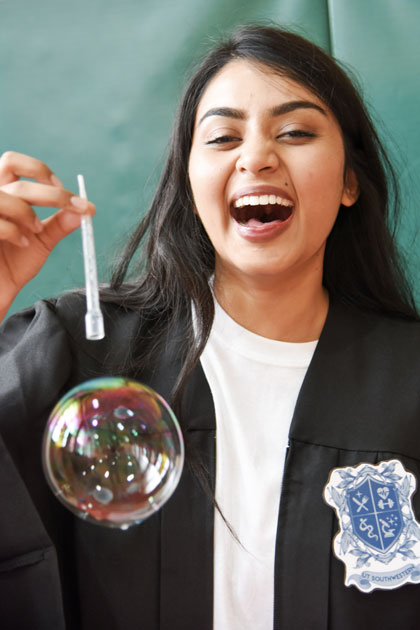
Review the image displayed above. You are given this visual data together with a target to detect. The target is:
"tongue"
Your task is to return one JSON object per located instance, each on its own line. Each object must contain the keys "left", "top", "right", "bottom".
{"left": 245, "top": 218, "right": 281, "bottom": 227}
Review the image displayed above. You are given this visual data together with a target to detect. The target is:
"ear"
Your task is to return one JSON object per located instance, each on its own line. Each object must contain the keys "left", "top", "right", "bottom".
{"left": 341, "top": 168, "right": 359, "bottom": 207}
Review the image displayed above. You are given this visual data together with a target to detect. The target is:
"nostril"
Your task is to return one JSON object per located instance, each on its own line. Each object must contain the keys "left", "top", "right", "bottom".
{"left": 236, "top": 149, "right": 279, "bottom": 174}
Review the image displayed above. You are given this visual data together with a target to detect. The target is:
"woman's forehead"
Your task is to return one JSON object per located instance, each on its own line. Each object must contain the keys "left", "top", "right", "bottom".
{"left": 195, "top": 59, "right": 328, "bottom": 121}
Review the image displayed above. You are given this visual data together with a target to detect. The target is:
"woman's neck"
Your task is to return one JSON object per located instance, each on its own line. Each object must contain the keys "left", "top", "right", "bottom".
{"left": 213, "top": 268, "right": 329, "bottom": 342}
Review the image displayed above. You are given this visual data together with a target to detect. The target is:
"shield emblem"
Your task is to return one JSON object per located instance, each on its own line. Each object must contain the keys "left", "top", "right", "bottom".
{"left": 347, "top": 477, "right": 403, "bottom": 553}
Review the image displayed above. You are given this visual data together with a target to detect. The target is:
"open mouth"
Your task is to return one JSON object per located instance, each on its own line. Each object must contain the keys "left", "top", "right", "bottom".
{"left": 231, "top": 194, "right": 294, "bottom": 225}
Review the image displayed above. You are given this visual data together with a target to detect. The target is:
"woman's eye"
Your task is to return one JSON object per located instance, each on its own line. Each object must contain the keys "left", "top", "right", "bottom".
{"left": 279, "top": 130, "right": 316, "bottom": 139}
{"left": 206, "top": 135, "right": 240, "bottom": 145}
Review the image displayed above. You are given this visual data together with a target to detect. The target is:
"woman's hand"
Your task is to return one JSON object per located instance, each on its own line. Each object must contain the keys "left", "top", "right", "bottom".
{"left": 0, "top": 151, "right": 96, "bottom": 319}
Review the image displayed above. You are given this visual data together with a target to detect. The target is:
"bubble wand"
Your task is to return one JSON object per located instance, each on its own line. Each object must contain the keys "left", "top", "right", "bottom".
{"left": 77, "top": 174, "right": 105, "bottom": 340}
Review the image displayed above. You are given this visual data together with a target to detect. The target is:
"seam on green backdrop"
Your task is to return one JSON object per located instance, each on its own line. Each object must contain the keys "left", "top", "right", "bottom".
{"left": 325, "top": 0, "right": 333, "bottom": 55}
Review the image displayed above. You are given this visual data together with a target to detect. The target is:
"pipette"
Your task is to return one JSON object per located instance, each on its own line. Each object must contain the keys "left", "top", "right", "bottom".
{"left": 77, "top": 174, "right": 105, "bottom": 340}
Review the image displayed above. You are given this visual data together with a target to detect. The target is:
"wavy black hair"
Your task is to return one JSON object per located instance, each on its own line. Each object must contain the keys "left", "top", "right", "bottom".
{"left": 105, "top": 24, "right": 418, "bottom": 409}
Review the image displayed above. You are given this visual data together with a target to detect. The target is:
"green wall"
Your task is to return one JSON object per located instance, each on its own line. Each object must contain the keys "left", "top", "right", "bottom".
{"left": 1, "top": 0, "right": 419, "bottom": 315}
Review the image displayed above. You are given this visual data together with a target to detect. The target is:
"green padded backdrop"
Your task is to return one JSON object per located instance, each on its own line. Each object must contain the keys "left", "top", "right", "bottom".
{"left": 1, "top": 0, "right": 419, "bottom": 315}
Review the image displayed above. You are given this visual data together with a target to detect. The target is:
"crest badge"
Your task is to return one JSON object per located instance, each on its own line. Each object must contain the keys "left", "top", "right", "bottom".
{"left": 324, "top": 459, "right": 420, "bottom": 592}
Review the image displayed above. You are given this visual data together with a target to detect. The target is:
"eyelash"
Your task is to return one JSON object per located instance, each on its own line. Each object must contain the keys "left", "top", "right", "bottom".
{"left": 205, "top": 130, "right": 316, "bottom": 145}
{"left": 280, "top": 130, "right": 316, "bottom": 139}
{"left": 206, "top": 135, "right": 240, "bottom": 145}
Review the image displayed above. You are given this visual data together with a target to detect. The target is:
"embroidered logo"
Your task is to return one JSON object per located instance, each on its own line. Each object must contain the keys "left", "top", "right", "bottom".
{"left": 324, "top": 460, "right": 420, "bottom": 592}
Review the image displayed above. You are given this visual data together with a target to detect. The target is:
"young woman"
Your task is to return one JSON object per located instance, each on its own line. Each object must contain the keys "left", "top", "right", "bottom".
{"left": 1, "top": 25, "right": 420, "bottom": 630}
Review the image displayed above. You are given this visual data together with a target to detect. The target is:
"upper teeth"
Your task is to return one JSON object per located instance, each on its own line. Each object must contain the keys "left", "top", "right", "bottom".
{"left": 234, "top": 194, "right": 293, "bottom": 208}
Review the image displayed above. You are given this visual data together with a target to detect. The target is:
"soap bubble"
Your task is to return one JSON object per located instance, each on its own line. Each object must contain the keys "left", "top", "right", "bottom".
{"left": 42, "top": 377, "right": 184, "bottom": 529}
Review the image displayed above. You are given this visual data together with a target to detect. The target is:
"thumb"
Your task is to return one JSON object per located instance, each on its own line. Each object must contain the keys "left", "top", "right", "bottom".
{"left": 38, "top": 209, "right": 85, "bottom": 251}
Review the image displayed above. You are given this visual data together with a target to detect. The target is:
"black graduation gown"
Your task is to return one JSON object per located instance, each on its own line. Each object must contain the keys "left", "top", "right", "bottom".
{"left": 1, "top": 294, "right": 420, "bottom": 630}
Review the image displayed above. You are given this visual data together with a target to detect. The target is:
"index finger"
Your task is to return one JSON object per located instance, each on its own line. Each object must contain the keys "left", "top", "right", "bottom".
{"left": 0, "top": 151, "right": 63, "bottom": 188}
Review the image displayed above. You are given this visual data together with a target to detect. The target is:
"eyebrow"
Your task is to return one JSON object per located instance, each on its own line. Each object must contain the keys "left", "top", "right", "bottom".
{"left": 198, "top": 100, "right": 327, "bottom": 125}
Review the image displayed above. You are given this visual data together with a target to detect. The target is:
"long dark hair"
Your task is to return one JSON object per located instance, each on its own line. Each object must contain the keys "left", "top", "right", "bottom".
{"left": 105, "top": 24, "right": 418, "bottom": 410}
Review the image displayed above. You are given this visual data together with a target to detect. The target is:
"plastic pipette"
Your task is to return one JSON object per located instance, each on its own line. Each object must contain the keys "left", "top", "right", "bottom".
{"left": 77, "top": 174, "right": 105, "bottom": 340}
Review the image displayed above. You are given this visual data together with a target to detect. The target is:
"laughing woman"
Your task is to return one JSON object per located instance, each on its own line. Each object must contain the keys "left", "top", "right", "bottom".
{"left": 1, "top": 24, "right": 420, "bottom": 630}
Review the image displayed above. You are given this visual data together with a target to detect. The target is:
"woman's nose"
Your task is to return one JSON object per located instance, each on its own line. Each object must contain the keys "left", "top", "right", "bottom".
{"left": 235, "top": 138, "right": 280, "bottom": 174}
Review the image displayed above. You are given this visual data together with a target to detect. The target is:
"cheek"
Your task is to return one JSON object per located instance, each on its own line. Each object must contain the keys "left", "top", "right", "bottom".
{"left": 190, "top": 159, "right": 225, "bottom": 186}
{"left": 189, "top": 156, "right": 229, "bottom": 214}
{"left": 297, "top": 154, "right": 346, "bottom": 213}
{"left": 188, "top": 162, "right": 224, "bottom": 236}
{"left": 189, "top": 138, "right": 236, "bottom": 181}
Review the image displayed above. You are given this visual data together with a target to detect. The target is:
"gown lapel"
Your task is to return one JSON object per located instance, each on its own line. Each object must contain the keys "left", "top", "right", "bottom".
{"left": 151, "top": 318, "right": 216, "bottom": 630}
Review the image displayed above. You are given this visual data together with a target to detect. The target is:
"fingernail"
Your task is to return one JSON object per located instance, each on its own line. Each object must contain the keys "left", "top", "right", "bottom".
{"left": 20, "top": 236, "right": 30, "bottom": 247}
{"left": 33, "top": 217, "right": 43, "bottom": 233}
{"left": 70, "top": 196, "right": 89, "bottom": 211}
{"left": 50, "top": 174, "right": 64, "bottom": 188}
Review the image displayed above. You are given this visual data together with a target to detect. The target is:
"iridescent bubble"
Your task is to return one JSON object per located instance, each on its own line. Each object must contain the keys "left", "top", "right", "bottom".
{"left": 42, "top": 377, "right": 184, "bottom": 529}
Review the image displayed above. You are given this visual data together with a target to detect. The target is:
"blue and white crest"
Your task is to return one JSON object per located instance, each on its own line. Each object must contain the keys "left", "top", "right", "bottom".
{"left": 324, "top": 460, "right": 420, "bottom": 592}
{"left": 347, "top": 477, "right": 403, "bottom": 553}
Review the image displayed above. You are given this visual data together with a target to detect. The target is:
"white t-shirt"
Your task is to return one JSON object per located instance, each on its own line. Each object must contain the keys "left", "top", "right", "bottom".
{"left": 199, "top": 301, "right": 317, "bottom": 630}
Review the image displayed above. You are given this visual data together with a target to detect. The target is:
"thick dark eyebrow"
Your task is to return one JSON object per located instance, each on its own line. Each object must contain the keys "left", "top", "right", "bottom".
{"left": 198, "top": 107, "right": 245, "bottom": 125}
{"left": 270, "top": 100, "right": 327, "bottom": 117}
{"left": 198, "top": 100, "right": 327, "bottom": 125}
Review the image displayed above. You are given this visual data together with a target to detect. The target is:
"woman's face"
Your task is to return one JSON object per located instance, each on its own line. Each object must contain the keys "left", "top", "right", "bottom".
{"left": 188, "top": 60, "right": 358, "bottom": 288}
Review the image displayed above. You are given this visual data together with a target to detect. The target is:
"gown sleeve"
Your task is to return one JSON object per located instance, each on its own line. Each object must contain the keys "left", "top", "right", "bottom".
{"left": 0, "top": 299, "right": 73, "bottom": 463}
{"left": 0, "top": 299, "right": 75, "bottom": 629}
